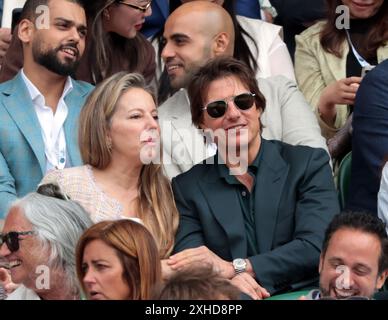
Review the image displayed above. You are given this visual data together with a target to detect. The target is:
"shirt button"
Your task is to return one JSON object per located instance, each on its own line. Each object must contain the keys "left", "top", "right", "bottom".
{"left": 60, "top": 158, "right": 65, "bottom": 164}
{"left": 242, "top": 191, "right": 247, "bottom": 197}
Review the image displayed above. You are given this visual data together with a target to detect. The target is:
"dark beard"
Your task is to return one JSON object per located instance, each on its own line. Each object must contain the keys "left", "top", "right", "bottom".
{"left": 33, "top": 45, "right": 80, "bottom": 77}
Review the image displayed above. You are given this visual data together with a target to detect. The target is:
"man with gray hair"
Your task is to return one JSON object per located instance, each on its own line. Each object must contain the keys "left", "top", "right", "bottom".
{"left": 0, "top": 183, "right": 92, "bottom": 299}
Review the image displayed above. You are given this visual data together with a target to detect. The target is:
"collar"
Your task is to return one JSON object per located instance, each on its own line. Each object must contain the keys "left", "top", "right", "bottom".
{"left": 217, "top": 140, "right": 263, "bottom": 182}
{"left": 21, "top": 69, "right": 73, "bottom": 104}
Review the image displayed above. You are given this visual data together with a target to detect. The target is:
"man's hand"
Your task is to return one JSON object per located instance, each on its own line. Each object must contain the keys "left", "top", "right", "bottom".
{"left": 168, "top": 246, "right": 235, "bottom": 279}
{"left": 161, "top": 259, "right": 175, "bottom": 281}
{"left": 0, "top": 267, "right": 18, "bottom": 295}
{"left": 230, "top": 272, "right": 270, "bottom": 300}
{"left": 0, "top": 28, "right": 12, "bottom": 66}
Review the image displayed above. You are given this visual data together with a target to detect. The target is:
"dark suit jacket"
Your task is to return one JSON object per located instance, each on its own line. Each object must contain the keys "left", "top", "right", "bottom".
{"left": 235, "top": 0, "right": 261, "bottom": 19}
{"left": 347, "top": 60, "right": 388, "bottom": 214}
{"left": 141, "top": 0, "right": 169, "bottom": 38}
{"left": 172, "top": 139, "right": 339, "bottom": 294}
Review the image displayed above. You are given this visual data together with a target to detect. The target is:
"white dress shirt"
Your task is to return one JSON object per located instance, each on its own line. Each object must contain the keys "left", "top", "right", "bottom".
{"left": 21, "top": 69, "right": 73, "bottom": 173}
{"left": 6, "top": 285, "right": 40, "bottom": 300}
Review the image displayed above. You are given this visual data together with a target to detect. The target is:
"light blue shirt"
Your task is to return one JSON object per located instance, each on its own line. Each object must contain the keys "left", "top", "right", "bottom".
{"left": 0, "top": 0, "right": 3, "bottom": 20}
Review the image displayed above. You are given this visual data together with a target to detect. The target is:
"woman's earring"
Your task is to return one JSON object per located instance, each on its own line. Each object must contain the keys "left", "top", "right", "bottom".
{"left": 107, "top": 138, "right": 113, "bottom": 151}
{"left": 103, "top": 9, "right": 110, "bottom": 20}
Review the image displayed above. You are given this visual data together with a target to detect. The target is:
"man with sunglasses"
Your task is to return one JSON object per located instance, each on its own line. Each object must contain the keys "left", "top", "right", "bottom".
{"left": 167, "top": 56, "right": 339, "bottom": 300}
{"left": 158, "top": 1, "right": 327, "bottom": 179}
{"left": 0, "top": 232, "right": 32, "bottom": 299}
{"left": 0, "top": 183, "right": 92, "bottom": 300}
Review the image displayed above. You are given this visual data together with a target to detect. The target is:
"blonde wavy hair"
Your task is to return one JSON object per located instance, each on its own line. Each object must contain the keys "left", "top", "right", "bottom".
{"left": 78, "top": 72, "right": 178, "bottom": 257}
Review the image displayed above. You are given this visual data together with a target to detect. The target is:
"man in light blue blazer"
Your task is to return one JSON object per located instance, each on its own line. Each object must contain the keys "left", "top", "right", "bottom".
{"left": 0, "top": 0, "right": 93, "bottom": 218}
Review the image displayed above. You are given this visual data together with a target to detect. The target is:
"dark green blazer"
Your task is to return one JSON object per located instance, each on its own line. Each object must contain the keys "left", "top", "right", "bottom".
{"left": 172, "top": 139, "right": 340, "bottom": 294}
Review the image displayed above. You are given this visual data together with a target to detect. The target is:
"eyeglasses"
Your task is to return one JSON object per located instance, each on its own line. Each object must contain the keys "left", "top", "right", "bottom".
{"left": 202, "top": 93, "right": 256, "bottom": 118}
{"left": 0, "top": 231, "right": 35, "bottom": 253}
{"left": 118, "top": 1, "right": 152, "bottom": 12}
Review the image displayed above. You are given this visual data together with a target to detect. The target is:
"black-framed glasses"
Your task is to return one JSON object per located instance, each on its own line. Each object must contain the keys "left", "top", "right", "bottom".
{"left": 0, "top": 231, "right": 35, "bottom": 253}
{"left": 202, "top": 93, "right": 256, "bottom": 118}
{"left": 118, "top": 1, "right": 152, "bottom": 12}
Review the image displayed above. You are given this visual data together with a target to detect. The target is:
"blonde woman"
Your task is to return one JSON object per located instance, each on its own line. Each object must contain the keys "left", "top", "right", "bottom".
{"left": 41, "top": 72, "right": 178, "bottom": 260}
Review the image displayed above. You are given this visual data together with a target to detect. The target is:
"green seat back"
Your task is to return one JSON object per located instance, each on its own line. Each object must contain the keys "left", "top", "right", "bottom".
{"left": 265, "top": 290, "right": 310, "bottom": 300}
{"left": 338, "top": 152, "right": 352, "bottom": 210}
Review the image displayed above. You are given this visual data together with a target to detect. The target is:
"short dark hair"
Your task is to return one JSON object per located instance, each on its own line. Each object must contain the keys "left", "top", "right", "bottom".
{"left": 187, "top": 56, "right": 266, "bottom": 128}
{"left": 153, "top": 266, "right": 240, "bottom": 300}
{"left": 322, "top": 211, "right": 388, "bottom": 274}
{"left": 20, "top": 0, "right": 84, "bottom": 21}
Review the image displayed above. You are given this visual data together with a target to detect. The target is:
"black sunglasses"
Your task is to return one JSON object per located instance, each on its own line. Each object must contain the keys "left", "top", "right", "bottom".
{"left": 118, "top": 1, "right": 151, "bottom": 12}
{"left": 0, "top": 231, "right": 35, "bottom": 253}
{"left": 202, "top": 93, "right": 256, "bottom": 118}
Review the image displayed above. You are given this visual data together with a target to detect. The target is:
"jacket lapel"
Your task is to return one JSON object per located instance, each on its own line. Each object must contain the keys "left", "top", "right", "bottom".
{"left": 169, "top": 89, "right": 207, "bottom": 170}
{"left": 325, "top": 41, "right": 348, "bottom": 81}
{"left": 377, "top": 44, "right": 388, "bottom": 63}
{"left": 198, "top": 163, "right": 247, "bottom": 258}
{"left": 254, "top": 140, "right": 289, "bottom": 253}
{"left": 1, "top": 73, "right": 46, "bottom": 173}
{"left": 63, "top": 85, "right": 87, "bottom": 167}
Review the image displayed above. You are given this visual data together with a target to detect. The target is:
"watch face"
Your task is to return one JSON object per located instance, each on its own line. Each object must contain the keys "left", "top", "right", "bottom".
{"left": 235, "top": 259, "right": 245, "bottom": 267}
{"left": 233, "top": 258, "right": 246, "bottom": 270}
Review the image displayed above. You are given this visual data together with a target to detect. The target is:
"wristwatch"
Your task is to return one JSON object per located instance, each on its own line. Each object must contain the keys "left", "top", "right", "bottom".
{"left": 232, "top": 258, "right": 247, "bottom": 274}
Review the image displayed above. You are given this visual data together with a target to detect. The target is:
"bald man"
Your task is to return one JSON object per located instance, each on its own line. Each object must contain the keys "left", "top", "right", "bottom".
{"left": 158, "top": 1, "right": 328, "bottom": 179}
{"left": 163, "top": 2, "right": 235, "bottom": 90}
